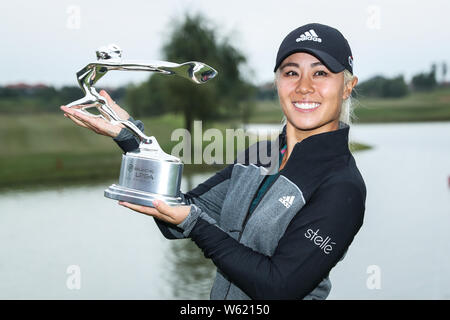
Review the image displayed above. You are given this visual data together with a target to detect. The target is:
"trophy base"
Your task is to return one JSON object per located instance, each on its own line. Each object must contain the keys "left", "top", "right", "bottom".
{"left": 104, "top": 184, "right": 184, "bottom": 207}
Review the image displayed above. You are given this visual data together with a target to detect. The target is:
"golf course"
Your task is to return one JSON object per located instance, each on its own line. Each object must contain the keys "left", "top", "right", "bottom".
{"left": 1, "top": 86, "right": 449, "bottom": 189}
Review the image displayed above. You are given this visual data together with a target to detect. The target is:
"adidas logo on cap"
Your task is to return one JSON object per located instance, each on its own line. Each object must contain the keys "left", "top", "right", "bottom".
{"left": 279, "top": 196, "right": 295, "bottom": 208}
{"left": 296, "top": 29, "right": 322, "bottom": 43}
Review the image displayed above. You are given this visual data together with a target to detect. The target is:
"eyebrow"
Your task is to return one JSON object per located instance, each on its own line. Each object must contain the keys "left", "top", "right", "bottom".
{"left": 280, "top": 61, "right": 324, "bottom": 70}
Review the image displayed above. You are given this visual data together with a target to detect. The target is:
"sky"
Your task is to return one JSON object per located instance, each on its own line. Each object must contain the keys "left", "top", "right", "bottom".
{"left": 1, "top": 0, "right": 449, "bottom": 88}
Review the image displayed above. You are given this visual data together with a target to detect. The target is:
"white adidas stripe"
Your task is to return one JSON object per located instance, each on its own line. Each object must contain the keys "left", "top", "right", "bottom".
{"left": 288, "top": 196, "right": 295, "bottom": 205}
{"left": 309, "top": 29, "right": 318, "bottom": 37}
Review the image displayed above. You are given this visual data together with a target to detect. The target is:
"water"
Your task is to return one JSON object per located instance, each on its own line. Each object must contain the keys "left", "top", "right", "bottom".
{"left": 329, "top": 121, "right": 450, "bottom": 300}
{"left": 0, "top": 174, "right": 216, "bottom": 299}
{"left": 0, "top": 122, "right": 449, "bottom": 299}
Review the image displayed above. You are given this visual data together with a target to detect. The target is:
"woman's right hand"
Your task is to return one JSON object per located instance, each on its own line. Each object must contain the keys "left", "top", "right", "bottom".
{"left": 60, "top": 90, "right": 130, "bottom": 139}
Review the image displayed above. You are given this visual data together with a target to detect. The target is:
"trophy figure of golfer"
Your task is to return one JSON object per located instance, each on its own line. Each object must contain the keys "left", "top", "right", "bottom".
{"left": 65, "top": 44, "right": 217, "bottom": 207}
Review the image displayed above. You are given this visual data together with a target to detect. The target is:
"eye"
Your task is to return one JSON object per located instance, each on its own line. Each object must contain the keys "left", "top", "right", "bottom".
{"left": 314, "top": 70, "right": 328, "bottom": 77}
{"left": 284, "top": 70, "right": 298, "bottom": 77}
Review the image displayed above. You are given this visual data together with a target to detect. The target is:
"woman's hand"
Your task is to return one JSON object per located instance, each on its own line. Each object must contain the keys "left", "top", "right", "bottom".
{"left": 60, "top": 90, "right": 130, "bottom": 138}
{"left": 119, "top": 200, "right": 192, "bottom": 225}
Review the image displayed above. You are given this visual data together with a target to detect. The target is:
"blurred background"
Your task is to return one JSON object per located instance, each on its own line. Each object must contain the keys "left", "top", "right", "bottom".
{"left": 0, "top": 0, "right": 449, "bottom": 299}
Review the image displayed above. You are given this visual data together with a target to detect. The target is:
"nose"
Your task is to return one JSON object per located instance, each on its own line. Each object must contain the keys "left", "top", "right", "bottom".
{"left": 295, "top": 75, "right": 314, "bottom": 95}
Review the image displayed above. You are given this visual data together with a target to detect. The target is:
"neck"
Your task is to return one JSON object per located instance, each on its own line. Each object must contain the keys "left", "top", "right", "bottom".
{"left": 284, "top": 120, "right": 340, "bottom": 160}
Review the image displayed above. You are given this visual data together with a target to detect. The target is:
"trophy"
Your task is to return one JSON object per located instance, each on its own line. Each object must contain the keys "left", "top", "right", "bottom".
{"left": 66, "top": 44, "right": 218, "bottom": 207}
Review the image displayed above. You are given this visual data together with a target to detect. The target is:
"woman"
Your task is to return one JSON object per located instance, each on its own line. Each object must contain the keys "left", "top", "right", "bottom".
{"left": 61, "top": 23, "right": 365, "bottom": 300}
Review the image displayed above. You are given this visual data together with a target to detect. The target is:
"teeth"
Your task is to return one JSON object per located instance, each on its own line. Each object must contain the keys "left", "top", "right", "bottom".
{"left": 294, "top": 102, "right": 320, "bottom": 109}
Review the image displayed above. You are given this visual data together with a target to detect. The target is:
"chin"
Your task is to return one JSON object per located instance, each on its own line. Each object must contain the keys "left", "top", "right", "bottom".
{"left": 288, "top": 116, "right": 323, "bottom": 131}
{"left": 287, "top": 114, "right": 339, "bottom": 132}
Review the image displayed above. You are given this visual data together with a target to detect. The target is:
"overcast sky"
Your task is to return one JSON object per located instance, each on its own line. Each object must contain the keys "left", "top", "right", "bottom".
{"left": 1, "top": 0, "right": 449, "bottom": 87}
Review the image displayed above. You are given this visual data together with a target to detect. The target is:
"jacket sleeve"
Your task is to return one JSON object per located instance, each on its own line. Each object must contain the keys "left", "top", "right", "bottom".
{"left": 177, "top": 180, "right": 366, "bottom": 299}
{"left": 113, "top": 116, "right": 144, "bottom": 153}
{"left": 155, "top": 163, "right": 234, "bottom": 239}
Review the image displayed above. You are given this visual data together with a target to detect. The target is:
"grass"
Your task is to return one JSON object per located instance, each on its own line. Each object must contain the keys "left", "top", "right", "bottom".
{"left": 0, "top": 111, "right": 371, "bottom": 189}
{"left": 246, "top": 100, "right": 286, "bottom": 124}
{"left": 0, "top": 152, "right": 120, "bottom": 187}
{"left": 0, "top": 113, "right": 223, "bottom": 189}
{"left": 2, "top": 86, "right": 448, "bottom": 189}
{"left": 245, "top": 87, "right": 450, "bottom": 124}
{"left": 352, "top": 87, "right": 450, "bottom": 123}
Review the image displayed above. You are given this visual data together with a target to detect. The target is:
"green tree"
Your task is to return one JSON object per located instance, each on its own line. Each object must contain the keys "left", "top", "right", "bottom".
{"left": 125, "top": 82, "right": 164, "bottom": 118}
{"left": 382, "top": 75, "right": 409, "bottom": 97}
{"left": 411, "top": 63, "right": 437, "bottom": 91}
{"left": 357, "top": 75, "right": 408, "bottom": 98}
{"left": 442, "top": 61, "right": 447, "bottom": 84}
{"left": 126, "top": 13, "right": 255, "bottom": 132}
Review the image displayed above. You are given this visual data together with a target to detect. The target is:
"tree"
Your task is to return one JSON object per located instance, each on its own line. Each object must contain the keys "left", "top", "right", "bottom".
{"left": 442, "top": 61, "right": 447, "bottom": 84}
{"left": 382, "top": 75, "right": 409, "bottom": 97}
{"left": 356, "top": 75, "right": 409, "bottom": 98}
{"left": 125, "top": 81, "right": 167, "bottom": 118}
{"left": 126, "top": 13, "right": 255, "bottom": 133}
{"left": 411, "top": 63, "right": 437, "bottom": 91}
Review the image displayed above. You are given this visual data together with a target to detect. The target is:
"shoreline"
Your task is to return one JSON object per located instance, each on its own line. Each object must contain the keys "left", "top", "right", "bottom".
{"left": 0, "top": 142, "right": 371, "bottom": 191}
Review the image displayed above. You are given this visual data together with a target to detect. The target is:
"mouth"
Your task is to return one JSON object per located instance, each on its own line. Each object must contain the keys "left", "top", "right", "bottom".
{"left": 292, "top": 101, "right": 321, "bottom": 112}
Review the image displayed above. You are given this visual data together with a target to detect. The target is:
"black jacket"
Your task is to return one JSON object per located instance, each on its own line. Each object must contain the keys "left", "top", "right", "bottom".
{"left": 115, "top": 121, "right": 367, "bottom": 300}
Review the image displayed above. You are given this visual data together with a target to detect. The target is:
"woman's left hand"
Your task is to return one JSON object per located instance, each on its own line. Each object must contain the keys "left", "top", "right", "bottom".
{"left": 118, "top": 200, "right": 191, "bottom": 225}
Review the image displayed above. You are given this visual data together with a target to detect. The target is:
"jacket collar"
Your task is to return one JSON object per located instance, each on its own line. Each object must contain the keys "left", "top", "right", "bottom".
{"left": 237, "top": 121, "right": 350, "bottom": 175}
{"left": 279, "top": 120, "right": 350, "bottom": 161}
{"left": 276, "top": 121, "right": 352, "bottom": 199}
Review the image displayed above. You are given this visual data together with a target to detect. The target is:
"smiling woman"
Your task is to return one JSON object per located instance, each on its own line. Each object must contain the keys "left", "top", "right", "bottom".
{"left": 61, "top": 22, "right": 367, "bottom": 301}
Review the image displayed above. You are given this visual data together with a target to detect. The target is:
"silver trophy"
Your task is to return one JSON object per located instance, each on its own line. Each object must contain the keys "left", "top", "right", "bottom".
{"left": 66, "top": 44, "right": 217, "bottom": 207}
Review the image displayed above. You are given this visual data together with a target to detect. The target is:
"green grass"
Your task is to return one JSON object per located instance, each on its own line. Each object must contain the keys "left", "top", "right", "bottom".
{"left": 0, "top": 152, "right": 120, "bottom": 188}
{"left": 6, "top": 84, "right": 448, "bottom": 189}
{"left": 247, "top": 87, "right": 450, "bottom": 124}
{"left": 0, "top": 113, "right": 217, "bottom": 189}
{"left": 0, "top": 113, "right": 259, "bottom": 189}
{"left": 351, "top": 87, "right": 450, "bottom": 123}
{"left": 0, "top": 111, "right": 371, "bottom": 189}
{"left": 349, "top": 142, "right": 371, "bottom": 153}
{"left": 246, "top": 100, "right": 286, "bottom": 124}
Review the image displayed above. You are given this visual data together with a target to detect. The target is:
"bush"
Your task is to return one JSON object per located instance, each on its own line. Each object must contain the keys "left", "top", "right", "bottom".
{"left": 357, "top": 75, "right": 409, "bottom": 98}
